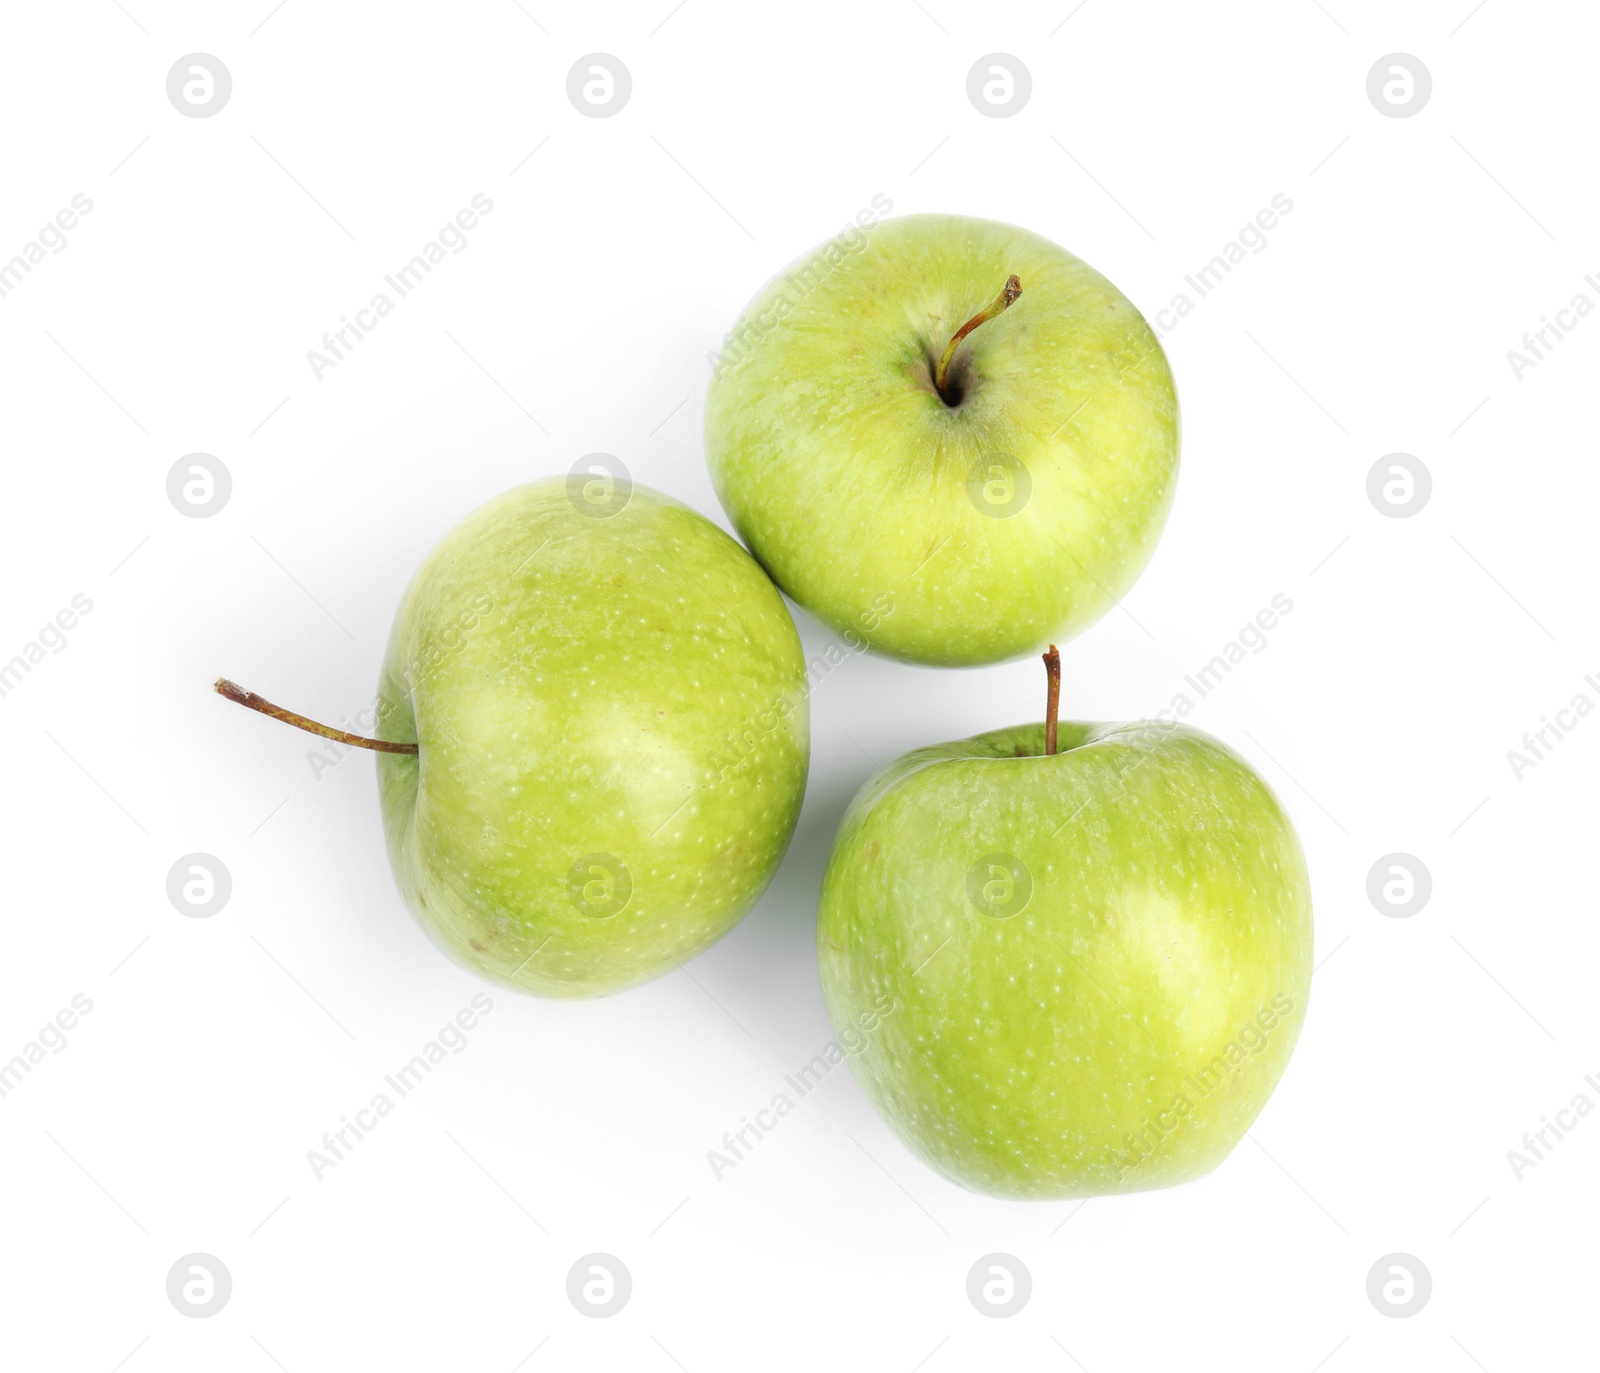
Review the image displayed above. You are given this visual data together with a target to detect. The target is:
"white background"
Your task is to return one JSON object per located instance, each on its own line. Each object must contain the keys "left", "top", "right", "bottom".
{"left": 0, "top": 1, "right": 1594, "bottom": 1368}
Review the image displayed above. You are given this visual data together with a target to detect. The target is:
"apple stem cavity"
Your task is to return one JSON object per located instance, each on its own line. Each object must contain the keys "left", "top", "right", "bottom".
{"left": 1042, "top": 644, "right": 1061, "bottom": 756}
{"left": 213, "top": 678, "right": 418, "bottom": 755}
{"left": 935, "top": 273, "right": 1022, "bottom": 404}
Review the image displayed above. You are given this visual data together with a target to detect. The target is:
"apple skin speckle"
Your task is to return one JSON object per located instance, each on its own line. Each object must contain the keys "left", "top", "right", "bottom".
{"left": 375, "top": 479, "right": 809, "bottom": 999}
{"left": 817, "top": 720, "right": 1312, "bottom": 1199}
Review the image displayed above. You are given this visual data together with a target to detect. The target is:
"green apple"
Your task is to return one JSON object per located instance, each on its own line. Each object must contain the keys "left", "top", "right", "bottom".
{"left": 816, "top": 659, "right": 1311, "bottom": 1198}
{"left": 220, "top": 478, "right": 809, "bottom": 998}
{"left": 705, "top": 213, "right": 1179, "bottom": 666}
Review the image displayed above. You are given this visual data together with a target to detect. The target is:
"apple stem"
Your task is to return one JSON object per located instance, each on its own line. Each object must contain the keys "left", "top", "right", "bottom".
{"left": 935, "top": 274, "right": 1022, "bottom": 401}
{"left": 1042, "top": 645, "right": 1060, "bottom": 756}
{"left": 213, "top": 678, "right": 418, "bottom": 755}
